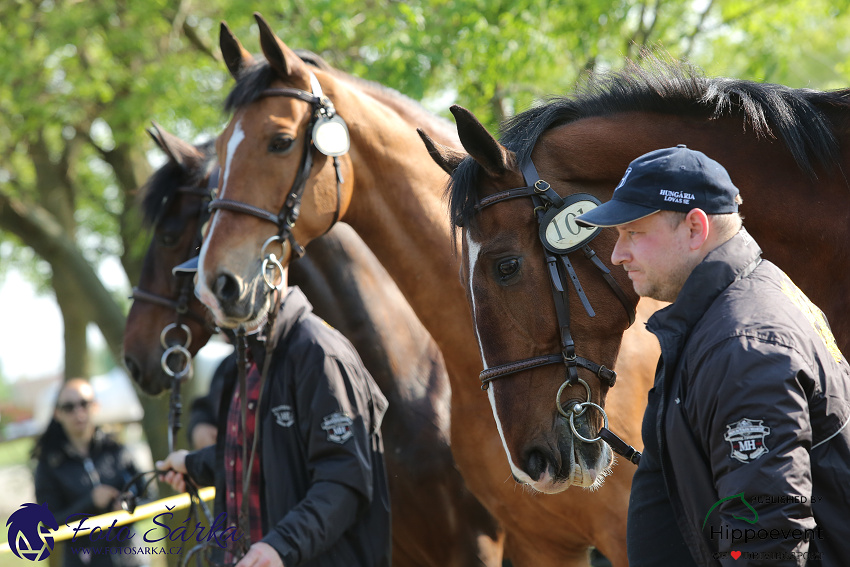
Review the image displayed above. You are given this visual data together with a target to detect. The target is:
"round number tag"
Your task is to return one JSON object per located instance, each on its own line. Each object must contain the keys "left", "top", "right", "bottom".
{"left": 312, "top": 114, "right": 350, "bottom": 157}
{"left": 539, "top": 193, "right": 602, "bottom": 254}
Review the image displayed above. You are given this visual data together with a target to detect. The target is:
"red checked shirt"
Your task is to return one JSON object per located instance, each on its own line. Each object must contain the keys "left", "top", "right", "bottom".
{"left": 224, "top": 360, "right": 263, "bottom": 556}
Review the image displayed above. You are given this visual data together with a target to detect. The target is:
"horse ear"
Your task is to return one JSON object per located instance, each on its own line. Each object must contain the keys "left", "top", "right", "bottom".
{"left": 148, "top": 121, "right": 204, "bottom": 171}
{"left": 417, "top": 128, "right": 466, "bottom": 174}
{"left": 254, "top": 12, "right": 307, "bottom": 81}
{"left": 450, "top": 105, "right": 515, "bottom": 176}
{"left": 219, "top": 21, "right": 256, "bottom": 80}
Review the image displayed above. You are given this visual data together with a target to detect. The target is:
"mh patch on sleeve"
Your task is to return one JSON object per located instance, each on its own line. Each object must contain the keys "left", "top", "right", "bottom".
{"left": 724, "top": 418, "right": 771, "bottom": 463}
{"left": 272, "top": 405, "right": 294, "bottom": 427}
{"left": 321, "top": 412, "right": 354, "bottom": 444}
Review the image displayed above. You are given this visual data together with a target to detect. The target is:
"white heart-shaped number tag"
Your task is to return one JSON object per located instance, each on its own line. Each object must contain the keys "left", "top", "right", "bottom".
{"left": 539, "top": 194, "right": 602, "bottom": 254}
{"left": 313, "top": 115, "right": 350, "bottom": 157}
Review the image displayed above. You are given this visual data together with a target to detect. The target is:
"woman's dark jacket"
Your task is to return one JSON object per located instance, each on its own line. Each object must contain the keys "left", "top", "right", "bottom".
{"left": 34, "top": 428, "right": 145, "bottom": 567}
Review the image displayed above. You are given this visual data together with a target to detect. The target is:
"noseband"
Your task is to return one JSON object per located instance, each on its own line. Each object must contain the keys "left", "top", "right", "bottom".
{"left": 468, "top": 159, "right": 641, "bottom": 464}
{"left": 208, "top": 71, "right": 346, "bottom": 263}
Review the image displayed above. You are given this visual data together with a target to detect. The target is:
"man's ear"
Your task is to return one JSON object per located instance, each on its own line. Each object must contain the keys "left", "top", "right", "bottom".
{"left": 685, "top": 208, "right": 710, "bottom": 250}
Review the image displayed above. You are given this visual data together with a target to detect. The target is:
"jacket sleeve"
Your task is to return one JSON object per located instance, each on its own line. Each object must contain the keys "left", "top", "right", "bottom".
{"left": 688, "top": 336, "right": 816, "bottom": 566}
{"left": 183, "top": 445, "right": 217, "bottom": 488}
{"left": 262, "top": 354, "right": 377, "bottom": 566}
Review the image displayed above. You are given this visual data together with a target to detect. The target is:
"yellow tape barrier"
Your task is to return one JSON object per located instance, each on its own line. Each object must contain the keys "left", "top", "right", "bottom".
{"left": 1, "top": 487, "right": 215, "bottom": 555}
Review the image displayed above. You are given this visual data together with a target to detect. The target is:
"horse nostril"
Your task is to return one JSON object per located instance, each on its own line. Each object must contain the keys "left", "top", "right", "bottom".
{"left": 213, "top": 273, "right": 240, "bottom": 302}
{"left": 124, "top": 356, "right": 141, "bottom": 383}
{"left": 525, "top": 450, "right": 549, "bottom": 482}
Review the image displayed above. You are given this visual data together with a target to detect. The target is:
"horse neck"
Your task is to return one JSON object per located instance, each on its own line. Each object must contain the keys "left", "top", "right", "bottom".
{"left": 326, "top": 81, "right": 481, "bottom": 398}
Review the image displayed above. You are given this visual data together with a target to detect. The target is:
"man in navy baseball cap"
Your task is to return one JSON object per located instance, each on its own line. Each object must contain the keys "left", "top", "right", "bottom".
{"left": 573, "top": 144, "right": 850, "bottom": 567}
{"left": 575, "top": 144, "right": 740, "bottom": 228}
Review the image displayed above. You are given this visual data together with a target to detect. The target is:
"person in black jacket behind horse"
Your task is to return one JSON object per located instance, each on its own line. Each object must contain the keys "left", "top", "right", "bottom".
{"left": 157, "top": 266, "right": 391, "bottom": 567}
{"left": 33, "top": 378, "right": 147, "bottom": 567}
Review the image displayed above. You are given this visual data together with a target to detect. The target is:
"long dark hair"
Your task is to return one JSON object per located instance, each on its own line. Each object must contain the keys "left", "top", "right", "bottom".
{"left": 30, "top": 418, "right": 69, "bottom": 461}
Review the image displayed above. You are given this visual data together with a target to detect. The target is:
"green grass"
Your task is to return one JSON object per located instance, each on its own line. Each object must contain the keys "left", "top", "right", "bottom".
{"left": 0, "top": 437, "right": 33, "bottom": 468}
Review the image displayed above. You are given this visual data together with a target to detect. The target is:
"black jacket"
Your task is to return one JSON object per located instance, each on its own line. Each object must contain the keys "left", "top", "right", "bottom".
{"left": 34, "top": 428, "right": 145, "bottom": 567}
{"left": 644, "top": 229, "right": 850, "bottom": 566}
{"left": 185, "top": 287, "right": 391, "bottom": 567}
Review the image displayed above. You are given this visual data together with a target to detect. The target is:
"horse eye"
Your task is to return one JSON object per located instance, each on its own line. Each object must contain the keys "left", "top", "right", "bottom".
{"left": 158, "top": 231, "right": 179, "bottom": 247}
{"left": 268, "top": 135, "right": 295, "bottom": 154}
{"left": 496, "top": 258, "right": 521, "bottom": 283}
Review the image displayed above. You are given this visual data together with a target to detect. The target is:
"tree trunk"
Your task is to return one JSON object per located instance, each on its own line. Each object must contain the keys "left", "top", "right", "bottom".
{"left": 102, "top": 141, "right": 153, "bottom": 286}
{"left": 54, "top": 262, "right": 90, "bottom": 379}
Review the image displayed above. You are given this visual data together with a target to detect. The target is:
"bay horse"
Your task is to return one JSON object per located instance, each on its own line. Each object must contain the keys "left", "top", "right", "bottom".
{"left": 122, "top": 124, "right": 503, "bottom": 566}
{"left": 420, "top": 54, "right": 850, "bottom": 499}
{"left": 196, "top": 13, "right": 658, "bottom": 565}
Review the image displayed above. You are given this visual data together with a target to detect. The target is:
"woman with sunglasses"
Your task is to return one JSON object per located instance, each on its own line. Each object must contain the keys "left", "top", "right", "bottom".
{"left": 32, "top": 378, "right": 146, "bottom": 566}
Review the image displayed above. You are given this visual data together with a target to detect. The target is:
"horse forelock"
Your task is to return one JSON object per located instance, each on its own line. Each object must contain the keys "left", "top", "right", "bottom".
{"left": 446, "top": 157, "right": 483, "bottom": 238}
{"left": 498, "top": 54, "right": 843, "bottom": 182}
{"left": 141, "top": 140, "right": 216, "bottom": 227}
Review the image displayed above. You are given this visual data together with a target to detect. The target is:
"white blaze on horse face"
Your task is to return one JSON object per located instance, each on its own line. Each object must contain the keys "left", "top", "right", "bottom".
{"left": 466, "top": 230, "right": 535, "bottom": 485}
{"left": 196, "top": 120, "right": 246, "bottom": 318}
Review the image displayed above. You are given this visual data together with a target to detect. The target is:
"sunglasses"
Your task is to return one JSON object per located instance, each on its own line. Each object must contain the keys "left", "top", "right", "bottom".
{"left": 58, "top": 399, "right": 93, "bottom": 413}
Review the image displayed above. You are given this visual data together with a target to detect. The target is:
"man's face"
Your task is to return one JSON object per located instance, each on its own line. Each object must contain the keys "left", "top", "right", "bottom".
{"left": 611, "top": 211, "right": 696, "bottom": 303}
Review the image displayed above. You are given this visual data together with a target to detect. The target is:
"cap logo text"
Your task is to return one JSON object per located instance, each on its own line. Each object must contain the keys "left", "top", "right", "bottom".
{"left": 659, "top": 189, "right": 694, "bottom": 204}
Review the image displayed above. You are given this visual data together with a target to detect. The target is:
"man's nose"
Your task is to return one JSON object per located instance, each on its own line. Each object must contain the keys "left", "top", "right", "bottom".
{"left": 611, "top": 236, "right": 628, "bottom": 265}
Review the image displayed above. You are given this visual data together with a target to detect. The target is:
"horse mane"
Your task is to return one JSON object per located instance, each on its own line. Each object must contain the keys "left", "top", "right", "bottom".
{"left": 140, "top": 140, "right": 216, "bottom": 227}
{"left": 449, "top": 54, "right": 850, "bottom": 231}
{"left": 223, "top": 52, "right": 457, "bottom": 144}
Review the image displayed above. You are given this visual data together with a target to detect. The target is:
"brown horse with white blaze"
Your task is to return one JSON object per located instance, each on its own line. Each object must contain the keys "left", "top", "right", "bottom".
{"left": 196, "top": 13, "right": 658, "bottom": 566}
{"left": 422, "top": 106, "right": 660, "bottom": 492}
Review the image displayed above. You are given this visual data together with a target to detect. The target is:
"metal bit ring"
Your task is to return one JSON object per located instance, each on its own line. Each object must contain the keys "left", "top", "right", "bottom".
{"left": 160, "top": 323, "right": 192, "bottom": 350}
{"left": 161, "top": 344, "right": 193, "bottom": 380}
{"left": 569, "top": 401, "right": 609, "bottom": 444}
{"left": 556, "top": 377, "right": 592, "bottom": 419}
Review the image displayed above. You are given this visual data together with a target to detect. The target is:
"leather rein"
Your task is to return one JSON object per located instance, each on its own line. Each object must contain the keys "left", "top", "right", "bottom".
{"left": 468, "top": 159, "right": 642, "bottom": 465}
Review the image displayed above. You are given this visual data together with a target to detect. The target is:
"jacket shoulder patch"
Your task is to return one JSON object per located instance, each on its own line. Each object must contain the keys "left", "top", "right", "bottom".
{"left": 272, "top": 405, "right": 294, "bottom": 427}
{"left": 724, "top": 418, "right": 770, "bottom": 463}
{"left": 321, "top": 412, "right": 354, "bottom": 444}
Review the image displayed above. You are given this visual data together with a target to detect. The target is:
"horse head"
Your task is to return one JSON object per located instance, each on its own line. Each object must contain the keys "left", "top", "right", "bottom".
{"left": 197, "top": 14, "right": 354, "bottom": 330}
{"left": 421, "top": 106, "right": 639, "bottom": 494}
{"left": 123, "top": 122, "right": 218, "bottom": 395}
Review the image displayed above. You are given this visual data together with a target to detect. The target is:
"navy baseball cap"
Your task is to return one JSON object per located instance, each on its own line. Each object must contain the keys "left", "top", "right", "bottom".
{"left": 172, "top": 256, "right": 198, "bottom": 276}
{"left": 575, "top": 145, "right": 740, "bottom": 228}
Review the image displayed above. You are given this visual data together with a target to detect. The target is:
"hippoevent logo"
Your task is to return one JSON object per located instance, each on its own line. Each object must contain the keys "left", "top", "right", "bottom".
{"left": 6, "top": 503, "right": 59, "bottom": 561}
{"left": 704, "top": 492, "right": 825, "bottom": 561}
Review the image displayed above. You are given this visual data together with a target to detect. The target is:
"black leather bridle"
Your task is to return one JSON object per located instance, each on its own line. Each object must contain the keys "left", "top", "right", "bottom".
{"left": 131, "top": 167, "right": 221, "bottom": 373}
{"left": 208, "top": 71, "right": 346, "bottom": 262}
{"left": 465, "top": 159, "right": 641, "bottom": 464}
